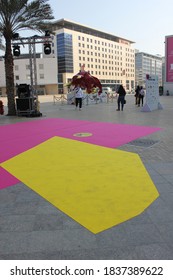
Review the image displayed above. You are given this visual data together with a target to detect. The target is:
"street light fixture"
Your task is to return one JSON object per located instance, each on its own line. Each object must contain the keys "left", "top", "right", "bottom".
{"left": 44, "top": 43, "right": 51, "bottom": 55}
{"left": 13, "top": 45, "right": 20, "bottom": 56}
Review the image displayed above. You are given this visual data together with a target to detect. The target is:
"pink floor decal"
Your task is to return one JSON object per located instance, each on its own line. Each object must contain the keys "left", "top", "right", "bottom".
{"left": 0, "top": 118, "right": 162, "bottom": 189}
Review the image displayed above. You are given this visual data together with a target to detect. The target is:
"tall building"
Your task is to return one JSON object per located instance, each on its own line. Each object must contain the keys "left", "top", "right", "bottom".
{"left": 51, "top": 18, "right": 135, "bottom": 93}
{"left": 0, "top": 18, "right": 135, "bottom": 95}
{"left": 135, "top": 51, "right": 162, "bottom": 88}
{"left": 164, "top": 35, "right": 173, "bottom": 95}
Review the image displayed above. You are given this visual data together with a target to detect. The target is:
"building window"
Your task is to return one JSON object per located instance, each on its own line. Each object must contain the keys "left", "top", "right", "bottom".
{"left": 57, "top": 33, "right": 73, "bottom": 73}
{"left": 15, "top": 75, "right": 19, "bottom": 80}
{"left": 14, "top": 65, "right": 19, "bottom": 71}
{"left": 39, "top": 64, "right": 44, "bottom": 70}
{"left": 26, "top": 65, "right": 30, "bottom": 70}
{"left": 40, "top": 74, "right": 44, "bottom": 79}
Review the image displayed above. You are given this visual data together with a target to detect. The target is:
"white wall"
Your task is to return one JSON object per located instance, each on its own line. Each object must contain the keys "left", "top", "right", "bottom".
{"left": 0, "top": 56, "right": 57, "bottom": 88}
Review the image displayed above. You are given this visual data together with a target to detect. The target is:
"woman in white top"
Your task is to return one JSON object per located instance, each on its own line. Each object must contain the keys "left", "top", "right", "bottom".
{"left": 75, "top": 86, "right": 83, "bottom": 110}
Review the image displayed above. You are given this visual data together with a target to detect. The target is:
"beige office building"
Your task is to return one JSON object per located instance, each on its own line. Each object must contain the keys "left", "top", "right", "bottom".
{"left": 0, "top": 18, "right": 135, "bottom": 96}
{"left": 51, "top": 19, "right": 135, "bottom": 93}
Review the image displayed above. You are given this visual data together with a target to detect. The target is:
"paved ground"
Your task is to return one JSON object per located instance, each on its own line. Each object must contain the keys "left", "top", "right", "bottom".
{"left": 0, "top": 94, "right": 173, "bottom": 260}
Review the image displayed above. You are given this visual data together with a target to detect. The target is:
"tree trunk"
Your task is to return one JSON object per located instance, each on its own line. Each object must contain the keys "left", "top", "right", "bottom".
{"left": 4, "top": 37, "right": 16, "bottom": 116}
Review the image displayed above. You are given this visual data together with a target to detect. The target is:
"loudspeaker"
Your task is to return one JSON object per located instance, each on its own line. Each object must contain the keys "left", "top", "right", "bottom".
{"left": 17, "top": 84, "right": 30, "bottom": 98}
{"left": 16, "top": 98, "right": 33, "bottom": 111}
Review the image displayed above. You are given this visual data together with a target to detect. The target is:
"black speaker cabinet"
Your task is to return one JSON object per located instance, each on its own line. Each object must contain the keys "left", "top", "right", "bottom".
{"left": 16, "top": 98, "right": 33, "bottom": 111}
{"left": 17, "top": 84, "right": 30, "bottom": 98}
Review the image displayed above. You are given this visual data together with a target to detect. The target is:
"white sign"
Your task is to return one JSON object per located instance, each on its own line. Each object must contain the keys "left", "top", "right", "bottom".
{"left": 141, "top": 74, "right": 163, "bottom": 112}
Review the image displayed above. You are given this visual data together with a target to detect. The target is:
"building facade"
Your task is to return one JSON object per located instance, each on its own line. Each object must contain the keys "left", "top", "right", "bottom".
{"left": 0, "top": 18, "right": 136, "bottom": 96}
{"left": 0, "top": 54, "right": 57, "bottom": 96}
{"left": 164, "top": 35, "right": 173, "bottom": 95}
{"left": 135, "top": 51, "right": 162, "bottom": 88}
{"left": 51, "top": 19, "right": 135, "bottom": 93}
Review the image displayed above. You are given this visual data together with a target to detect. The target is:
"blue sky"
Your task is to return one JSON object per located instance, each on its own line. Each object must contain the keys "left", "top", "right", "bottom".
{"left": 47, "top": 0, "right": 173, "bottom": 56}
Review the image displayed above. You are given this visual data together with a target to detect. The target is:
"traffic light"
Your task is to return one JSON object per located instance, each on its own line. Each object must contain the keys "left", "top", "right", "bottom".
{"left": 44, "top": 43, "right": 51, "bottom": 55}
{"left": 13, "top": 45, "right": 20, "bottom": 56}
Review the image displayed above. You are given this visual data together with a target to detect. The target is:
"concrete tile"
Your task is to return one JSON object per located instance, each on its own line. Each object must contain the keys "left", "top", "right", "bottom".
{"left": 151, "top": 162, "right": 173, "bottom": 175}
{"left": 138, "top": 243, "right": 173, "bottom": 260}
{"left": 150, "top": 174, "right": 167, "bottom": 184}
{"left": 123, "top": 211, "right": 153, "bottom": 226}
{"left": 0, "top": 215, "right": 35, "bottom": 232}
{"left": 0, "top": 201, "right": 40, "bottom": 215}
{"left": 33, "top": 214, "right": 63, "bottom": 231}
{"left": 62, "top": 229, "right": 97, "bottom": 250}
{"left": 27, "top": 230, "right": 65, "bottom": 252}
{"left": 61, "top": 247, "right": 141, "bottom": 260}
{"left": 36, "top": 204, "right": 62, "bottom": 215}
{"left": 159, "top": 192, "right": 173, "bottom": 210}
{"left": 15, "top": 189, "right": 43, "bottom": 203}
{"left": 125, "top": 224, "right": 164, "bottom": 246}
{"left": 0, "top": 251, "right": 62, "bottom": 260}
{"left": 62, "top": 216, "right": 85, "bottom": 230}
{"left": 96, "top": 224, "right": 128, "bottom": 248}
{"left": 146, "top": 198, "right": 173, "bottom": 223}
{"left": 156, "top": 223, "right": 173, "bottom": 243}
{"left": 155, "top": 182, "right": 173, "bottom": 194}
{"left": 0, "top": 232, "right": 30, "bottom": 254}
{"left": 162, "top": 174, "right": 173, "bottom": 185}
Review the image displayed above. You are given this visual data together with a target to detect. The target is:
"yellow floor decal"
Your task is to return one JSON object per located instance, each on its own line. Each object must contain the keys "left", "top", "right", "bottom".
{"left": 1, "top": 136, "right": 159, "bottom": 233}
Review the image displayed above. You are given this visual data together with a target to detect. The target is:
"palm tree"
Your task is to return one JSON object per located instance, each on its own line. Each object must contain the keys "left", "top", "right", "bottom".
{"left": 0, "top": 0, "right": 54, "bottom": 115}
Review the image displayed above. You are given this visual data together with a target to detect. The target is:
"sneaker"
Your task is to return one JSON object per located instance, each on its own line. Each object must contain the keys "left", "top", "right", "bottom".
{"left": 79, "top": 108, "right": 82, "bottom": 111}
{"left": 116, "top": 109, "right": 120, "bottom": 111}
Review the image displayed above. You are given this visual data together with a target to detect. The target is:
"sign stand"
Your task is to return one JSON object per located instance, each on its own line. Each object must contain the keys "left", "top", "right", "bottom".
{"left": 141, "top": 74, "right": 163, "bottom": 112}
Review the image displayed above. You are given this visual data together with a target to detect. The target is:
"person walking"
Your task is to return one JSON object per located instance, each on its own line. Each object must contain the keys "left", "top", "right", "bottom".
{"left": 135, "top": 85, "right": 140, "bottom": 105}
{"left": 116, "top": 85, "right": 126, "bottom": 111}
{"left": 74, "top": 86, "right": 83, "bottom": 110}
{"left": 138, "top": 86, "right": 145, "bottom": 107}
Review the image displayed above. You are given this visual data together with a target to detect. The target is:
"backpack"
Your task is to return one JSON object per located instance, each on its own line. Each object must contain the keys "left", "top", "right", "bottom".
{"left": 140, "top": 89, "right": 145, "bottom": 96}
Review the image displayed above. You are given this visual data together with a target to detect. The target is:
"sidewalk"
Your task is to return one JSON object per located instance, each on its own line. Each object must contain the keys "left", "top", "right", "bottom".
{"left": 0, "top": 95, "right": 173, "bottom": 259}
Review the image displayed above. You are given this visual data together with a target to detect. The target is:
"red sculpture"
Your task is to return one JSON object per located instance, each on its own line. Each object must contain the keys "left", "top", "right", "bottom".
{"left": 71, "top": 65, "right": 102, "bottom": 94}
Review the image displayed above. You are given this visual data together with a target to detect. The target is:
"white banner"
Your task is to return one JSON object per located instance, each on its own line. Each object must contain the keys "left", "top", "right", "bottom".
{"left": 141, "top": 74, "right": 163, "bottom": 112}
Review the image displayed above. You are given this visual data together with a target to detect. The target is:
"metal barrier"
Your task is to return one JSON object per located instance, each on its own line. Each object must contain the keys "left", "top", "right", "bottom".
{"left": 53, "top": 92, "right": 117, "bottom": 106}
{"left": 53, "top": 94, "right": 67, "bottom": 105}
{"left": 106, "top": 93, "right": 117, "bottom": 103}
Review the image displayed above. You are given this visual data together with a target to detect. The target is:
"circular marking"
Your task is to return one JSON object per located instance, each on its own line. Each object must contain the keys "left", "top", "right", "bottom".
{"left": 73, "top": 132, "right": 92, "bottom": 137}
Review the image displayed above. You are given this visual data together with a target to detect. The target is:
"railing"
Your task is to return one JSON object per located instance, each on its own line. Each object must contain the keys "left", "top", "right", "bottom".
{"left": 53, "top": 94, "right": 67, "bottom": 105}
{"left": 53, "top": 92, "right": 118, "bottom": 105}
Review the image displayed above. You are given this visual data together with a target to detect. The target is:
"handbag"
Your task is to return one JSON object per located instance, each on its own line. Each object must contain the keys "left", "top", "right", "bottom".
{"left": 124, "top": 99, "right": 126, "bottom": 104}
